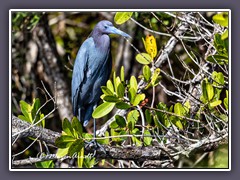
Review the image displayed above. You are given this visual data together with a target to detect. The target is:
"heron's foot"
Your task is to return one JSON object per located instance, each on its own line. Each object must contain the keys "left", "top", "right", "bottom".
{"left": 84, "top": 140, "right": 106, "bottom": 156}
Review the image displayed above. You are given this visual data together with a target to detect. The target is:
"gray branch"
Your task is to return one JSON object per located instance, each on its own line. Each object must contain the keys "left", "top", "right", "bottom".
{"left": 12, "top": 115, "right": 227, "bottom": 167}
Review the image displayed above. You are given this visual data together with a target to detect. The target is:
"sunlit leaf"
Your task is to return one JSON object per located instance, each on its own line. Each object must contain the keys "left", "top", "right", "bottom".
{"left": 151, "top": 68, "right": 161, "bottom": 86}
{"left": 135, "top": 53, "right": 152, "bottom": 65}
{"left": 212, "top": 71, "right": 225, "bottom": 86}
{"left": 92, "top": 102, "right": 115, "bottom": 118}
{"left": 221, "top": 29, "right": 228, "bottom": 40}
{"left": 224, "top": 90, "right": 228, "bottom": 110}
{"left": 120, "top": 66, "right": 125, "bottom": 82}
{"left": 143, "top": 65, "right": 151, "bottom": 82}
{"left": 132, "top": 93, "right": 145, "bottom": 106}
{"left": 210, "top": 100, "right": 222, "bottom": 107}
{"left": 114, "top": 12, "right": 133, "bottom": 25}
{"left": 127, "top": 110, "right": 139, "bottom": 130}
{"left": 143, "top": 130, "right": 152, "bottom": 146}
{"left": 130, "top": 76, "right": 138, "bottom": 91}
{"left": 107, "top": 80, "right": 115, "bottom": 93}
{"left": 213, "top": 12, "right": 228, "bottom": 27}
{"left": 56, "top": 147, "right": 69, "bottom": 158}
{"left": 77, "top": 148, "right": 84, "bottom": 168}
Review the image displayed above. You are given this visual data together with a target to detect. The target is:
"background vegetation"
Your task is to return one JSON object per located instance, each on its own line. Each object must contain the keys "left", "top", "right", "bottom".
{"left": 11, "top": 11, "right": 229, "bottom": 169}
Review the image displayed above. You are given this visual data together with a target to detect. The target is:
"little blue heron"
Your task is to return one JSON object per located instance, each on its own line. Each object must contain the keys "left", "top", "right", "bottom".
{"left": 71, "top": 20, "right": 130, "bottom": 145}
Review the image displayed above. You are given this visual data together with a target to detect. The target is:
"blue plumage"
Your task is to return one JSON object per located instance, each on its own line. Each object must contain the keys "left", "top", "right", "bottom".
{"left": 71, "top": 20, "right": 130, "bottom": 127}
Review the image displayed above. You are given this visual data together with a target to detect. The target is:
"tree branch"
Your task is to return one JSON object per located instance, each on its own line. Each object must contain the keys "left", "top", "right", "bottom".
{"left": 12, "top": 115, "right": 227, "bottom": 168}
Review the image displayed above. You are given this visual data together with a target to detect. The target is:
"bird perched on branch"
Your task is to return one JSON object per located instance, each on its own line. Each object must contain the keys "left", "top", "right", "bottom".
{"left": 71, "top": 20, "right": 130, "bottom": 141}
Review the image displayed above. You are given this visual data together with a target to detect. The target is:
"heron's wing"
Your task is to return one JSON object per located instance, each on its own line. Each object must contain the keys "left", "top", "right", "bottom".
{"left": 71, "top": 38, "right": 92, "bottom": 116}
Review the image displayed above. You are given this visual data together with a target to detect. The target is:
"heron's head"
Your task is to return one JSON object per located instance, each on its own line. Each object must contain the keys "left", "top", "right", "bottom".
{"left": 95, "top": 20, "right": 131, "bottom": 38}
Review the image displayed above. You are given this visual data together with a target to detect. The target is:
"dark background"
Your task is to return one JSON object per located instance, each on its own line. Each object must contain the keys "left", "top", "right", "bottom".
{"left": 1, "top": 0, "right": 239, "bottom": 179}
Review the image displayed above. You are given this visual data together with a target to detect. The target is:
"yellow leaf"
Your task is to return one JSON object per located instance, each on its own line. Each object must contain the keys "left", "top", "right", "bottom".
{"left": 144, "top": 35, "right": 157, "bottom": 59}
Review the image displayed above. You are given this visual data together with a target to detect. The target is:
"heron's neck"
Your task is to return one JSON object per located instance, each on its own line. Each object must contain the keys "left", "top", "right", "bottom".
{"left": 92, "top": 33, "right": 110, "bottom": 52}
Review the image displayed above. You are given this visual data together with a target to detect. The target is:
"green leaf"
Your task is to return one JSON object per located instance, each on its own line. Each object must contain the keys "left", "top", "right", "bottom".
{"left": 107, "top": 80, "right": 115, "bottom": 93}
{"left": 72, "top": 117, "right": 83, "bottom": 137}
{"left": 68, "top": 139, "right": 84, "bottom": 157}
{"left": 56, "top": 147, "right": 69, "bottom": 158}
{"left": 97, "top": 131, "right": 110, "bottom": 145}
{"left": 213, "top": 12, "right": 228, "bottom": 27}
{"left": 18, "top": 115, "right": 29, "bottom": 123}
{"left": 219, "top": 114, "right": 228, "bottom": 122}
{"left": 115, "top": 102, "right": 131, "bottom": 109}
{"left": 92, "top": 102, "right": 115, "bottom": 118}
{"left": 171, "top": 117, "right": 183, "bottom": 130}
{"left": 77, "top": 148, "right": 84, "bottom": 168}
{"left": 120, "top": 66, "right": 125, "bottom": 82}
{"left": 214, "top": 33, "right": 228, "bottom": 57}
{"left": 62, "top": 118, "right": 74, "bottom": 137}
{"left": 110, "top": 120, "right": 119, "bottom": 129}
{"left": 31, "top": 98, "right": 41, "bottom": 123}
{"left": 210, "top": 100, "right": 222, "bottom": 107}
{"left": 212, "top": 71, "right": 225, "bottom": 86}
{"left": 128, "top": 87, "right": 137, "bottom": 104}
{"left": 206, "top": 82, "right": 214, "bottom": 101}
{"left": 110, "top": 129, "right": 120, "bottom": 142}
{"left": 131, "top": 128, "right": 142, "bottom": 146}
{"left": 114, "top": 12, "right": 133, "bottom": 25}
{"left": 202, "top": 79, "right": 208, "bottom": 101}
{"left": 131, "top": 136, "right": 142, "bottom": 146}
{"left": 113, "top": 71, "right": 117, "bottom": 92}
{"left": 127, "top": 110, "right": 139, "bottom": 130}
{"left": 83, "top": 156, "right": 96, "bottom": 168}
{"left": 35, "top": 159, "right": 54, "bottom": 168}
{"left": 19, "top": 100, "right": 33, "bottom": 123}
{"left": 132, "top": 93, "right": 145, "bottom": 106}
{"left": 143, "top": 130, "right": 152, "bottom": 146}
{"left": 130, "top": 76, "right": 138, "bottom": 91}
{"left": 184, "top": 100, "right": 190, "bottom": 114}
{"left": 83, "top": 133, "right": 93, "bottom": 142}
{"left": 224, "top": 90, "right": 228, "bottom": 110}
{"left": 221, "top": 29, "right": 228, "bottom": 40}
{"left": 103, "top": 95, "right": 120, "bottom": 102}
{"left": 156, "top": 102, "right": 170, "bottom": 128}
{"left": 115, "top": 77, "right": 121, "bottom": 92}
{"left": 101, "top": 86, "right": 114, "bottom": 96}
{"left": 145, "top": 109, "right": 152, "bottom": 124}
{"left": 135, "top": 53, "right": 152, "bottom": 65}
{"left": 40, "top": 113, "right": 45, "bottom": 127}
{"left": 202, "top": 79, "right": 214, "bottom": 101}
{"left": 151, "top": 68, "right": 161, "bottom": 86}
{"left": 206, "top": 55, "right": 228, "bottom": 65}
{"left": 119, "top": 131, "right": 128, "bottom": 141}
{"left": 174, "top": 103, "right": 186, "bottom": 116}
{"left": 153, "top": 115, "right": 162, "bottom": 128}
{"left": 115, "top": 115, "right": 126, "bottom": 128}
{"left": 117, "top": 82, "right": 125, "bottom": 98}
{"left": 55, "top": 135, "right": 75, "bottom": 148}
{"left": 143, "top": 65, "right": 151, "bottom": 82}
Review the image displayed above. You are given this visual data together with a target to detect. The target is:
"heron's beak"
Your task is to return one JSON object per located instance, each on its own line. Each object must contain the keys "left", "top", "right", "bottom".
{"left": 109, "top": 26, "right": 131, "bottom": 38}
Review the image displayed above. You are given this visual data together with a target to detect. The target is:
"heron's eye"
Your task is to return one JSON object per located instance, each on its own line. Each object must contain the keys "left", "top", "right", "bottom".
{"left": 104, "top": 25, "right": 108, "bottom": 29}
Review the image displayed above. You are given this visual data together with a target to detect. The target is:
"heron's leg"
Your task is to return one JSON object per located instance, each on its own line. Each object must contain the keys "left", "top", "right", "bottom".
{"left": 84, "top": 105, "right": 106, "bottom": 154}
